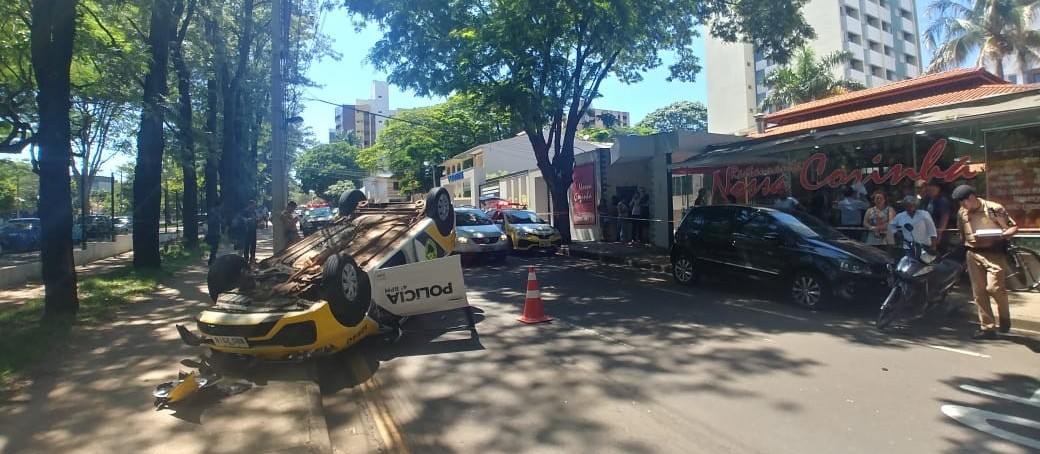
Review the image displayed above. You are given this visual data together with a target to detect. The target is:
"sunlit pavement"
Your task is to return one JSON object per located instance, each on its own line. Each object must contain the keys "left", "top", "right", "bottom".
{"left": 327, "top": 254, "right": 1040, "bottom": 454}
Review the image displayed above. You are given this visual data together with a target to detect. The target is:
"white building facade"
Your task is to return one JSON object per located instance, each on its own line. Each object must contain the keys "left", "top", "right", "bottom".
{"left": 706, "top": 0, "right": 923, "bottom": 134}
{"left": 332, "top": 80, "right": 391, "bottom": 148}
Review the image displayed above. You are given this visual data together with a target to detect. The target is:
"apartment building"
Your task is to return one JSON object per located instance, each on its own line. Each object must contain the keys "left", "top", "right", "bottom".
{"left": 332, "top": 80, "right": 391, "bottom": 148}
{"left": 705, "top": 0, "right": 923, "bottom": 134}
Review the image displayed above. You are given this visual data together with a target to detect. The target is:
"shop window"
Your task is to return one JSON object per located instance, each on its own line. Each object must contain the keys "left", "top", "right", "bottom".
{"left": 672, "top": 175, "right": 694, "bottom": 196}
{"left": 985, "top": 126, "right": 1040, "bottom": 229}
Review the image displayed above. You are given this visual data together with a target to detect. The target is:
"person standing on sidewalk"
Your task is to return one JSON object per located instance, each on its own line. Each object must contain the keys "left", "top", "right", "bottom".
{"left": 952, "top": 184, "right": 1018, "bottom": 339}
{"left": 279, "top": 200, "right": 299, "bottom": 248}
{"left": 205, "top": 200, "right": 224, "bottom": 265}
{"left": 616, "top": 195, "right": 629, "bottom": 243}
{"left": 629, "top": 189, "right": 643, "bottom": 246}
{"left": 239, "top": 200, "right": 259, "bottom": 263}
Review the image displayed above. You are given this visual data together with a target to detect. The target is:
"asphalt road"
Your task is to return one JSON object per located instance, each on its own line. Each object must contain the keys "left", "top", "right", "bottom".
{"left": 322, "top": 254, "right": 1040, "bottom": 454}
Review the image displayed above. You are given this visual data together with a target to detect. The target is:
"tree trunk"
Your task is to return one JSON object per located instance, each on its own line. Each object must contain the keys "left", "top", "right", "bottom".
{"left": 133, "top": 0, "right": 173, "bottom": 270}
{"left": 171, "top": 0, "right": 198, "bottom": 249}
{"left": 204, "top": 77, "right": 219, "bottom": 209}
{"left": 30, "top": 0, "right": 80, "bottom": 317}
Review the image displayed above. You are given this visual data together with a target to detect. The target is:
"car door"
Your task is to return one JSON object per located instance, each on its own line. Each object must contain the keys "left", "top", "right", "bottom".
{"left": 695, "top": 207, "right": 740, "bottom": 272}
{"left": 731, "top": 211, "right": 785, "bottom": 278}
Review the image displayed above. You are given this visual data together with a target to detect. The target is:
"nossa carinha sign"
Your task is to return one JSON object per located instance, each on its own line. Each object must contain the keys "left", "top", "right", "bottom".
{"left": 694, "top": 139, "right": 979, "bottom": 199}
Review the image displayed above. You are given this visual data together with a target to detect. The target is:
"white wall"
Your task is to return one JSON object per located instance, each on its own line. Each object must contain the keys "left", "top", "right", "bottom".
{"left": 705, "top": 39, "right": 757, "bottom": 134}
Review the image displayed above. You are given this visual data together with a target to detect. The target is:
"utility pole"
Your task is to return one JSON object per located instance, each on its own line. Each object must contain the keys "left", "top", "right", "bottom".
{"left": 270, "top": 0, "right": 288, "bottom": 252}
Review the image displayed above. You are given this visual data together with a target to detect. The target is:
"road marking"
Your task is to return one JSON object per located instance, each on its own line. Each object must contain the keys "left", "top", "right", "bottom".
{"left": 960, "top": 384, "right": 1040, "bottom": 409}
{"left": 941, "top": 404, "right": 1040, "bottom": 449}
{"left": 895, "top": 339, "right": 991, "bottom": 358}
{"left": 350, "top": 355, "right": 410, "bottom": 454}
{"left": 720, "top": 302, "right": 810, "bottom": 322}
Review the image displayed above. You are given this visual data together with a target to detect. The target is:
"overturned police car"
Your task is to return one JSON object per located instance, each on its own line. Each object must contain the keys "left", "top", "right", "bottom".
{"left": 177, "top": 187, "right": 471, "bottom": 361}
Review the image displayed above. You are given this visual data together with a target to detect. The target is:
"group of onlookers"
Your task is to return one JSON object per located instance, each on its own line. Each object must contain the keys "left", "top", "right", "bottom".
{"left": 205, "top": 199, "right": 300, "bottom": 265}
{"left": 599, "top": 187, "right": 651, "bottom": 246}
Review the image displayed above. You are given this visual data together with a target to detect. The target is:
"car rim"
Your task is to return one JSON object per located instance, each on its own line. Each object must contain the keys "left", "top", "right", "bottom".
{"left": 437, "top": 194, "right": 450, "bottom": 220}
{"left": 675, "top": 258, "right": 693, "bottom": 282}
{"left": 341, "top": 263, "right": 358, "bottom": 301}
{"left": 793, "top": 275, "right": 821, "bottom": 307}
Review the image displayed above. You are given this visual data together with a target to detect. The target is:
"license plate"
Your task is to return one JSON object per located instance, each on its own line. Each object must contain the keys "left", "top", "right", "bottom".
{"left": 210, "top": 335, "right": 249, "bottom": 348}
{"left": 539, "top": 240, "right": 550, "bottom": 247}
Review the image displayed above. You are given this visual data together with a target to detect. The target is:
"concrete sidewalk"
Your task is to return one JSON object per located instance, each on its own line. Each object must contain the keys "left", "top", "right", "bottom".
{"left": 563, "top": 240, "right": 1040, "bottom": 333}
{"left": 0, "top": 229, "right": 332, "bottom": 454}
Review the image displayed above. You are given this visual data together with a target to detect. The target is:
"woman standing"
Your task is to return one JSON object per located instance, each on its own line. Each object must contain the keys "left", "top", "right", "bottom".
{"left": 863, "top": 191, "right": 895, "bottom": 246}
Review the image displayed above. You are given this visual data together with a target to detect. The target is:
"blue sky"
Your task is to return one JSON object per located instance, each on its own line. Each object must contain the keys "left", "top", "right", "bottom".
{"left": 300, "top": 3, "right": 934, "bottom": 144}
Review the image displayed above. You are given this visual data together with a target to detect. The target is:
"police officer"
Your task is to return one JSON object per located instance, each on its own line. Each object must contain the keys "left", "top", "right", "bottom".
{"left": 952, "top": 184, "right": 1018, "bottom": 339}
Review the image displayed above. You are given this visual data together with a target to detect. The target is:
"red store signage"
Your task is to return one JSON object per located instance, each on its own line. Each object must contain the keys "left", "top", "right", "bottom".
{"left": 571, "top": 163, "right": 596, "bottom": 226}
{"left": 684, "top": 139, "right": 979, "bottom": 200}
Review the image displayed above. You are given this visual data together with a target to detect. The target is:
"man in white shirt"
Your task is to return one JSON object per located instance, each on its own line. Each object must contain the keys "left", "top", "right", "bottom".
{"left": 889, "top": 195, "right": 937, "bottom": 249}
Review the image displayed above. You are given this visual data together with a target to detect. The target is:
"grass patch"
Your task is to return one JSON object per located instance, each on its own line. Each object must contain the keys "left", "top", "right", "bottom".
{"left": 0, "top": 245, "right": 197, "bottom": 380}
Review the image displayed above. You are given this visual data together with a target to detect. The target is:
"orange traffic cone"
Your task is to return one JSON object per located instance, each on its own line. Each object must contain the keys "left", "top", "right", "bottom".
{"left": 518, "top": 266, "right": 552, "bottom": 324}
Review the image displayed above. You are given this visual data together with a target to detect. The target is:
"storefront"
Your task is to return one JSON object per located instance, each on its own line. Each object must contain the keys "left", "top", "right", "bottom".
{"left": 671, "top": 69, "right": 1040, "bottom": 239}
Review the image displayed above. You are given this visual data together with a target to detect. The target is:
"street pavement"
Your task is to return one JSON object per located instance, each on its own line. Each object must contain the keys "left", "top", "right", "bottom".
{"left": 329, "top": 253, "right": 1040, "bottom": 454}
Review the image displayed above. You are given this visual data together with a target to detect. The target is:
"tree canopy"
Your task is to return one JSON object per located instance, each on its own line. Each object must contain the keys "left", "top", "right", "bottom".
{"left": 296, "top": 141, "right": 365, "bottom": 201}
{"left": 347, "top": 0, "right": 814, "bottom": 240}
{"left": 759, "top": 48, "right": 866, "bottom": 112}
{"left": 923, "top": 0, "right": 1040, "bottom": 79}
{"left": 637, "top": 101, "right": 707, "bottom": 133}
{"left": 357, "top": 94, "right": 518, "bottom": 195}
{"left": 578, "top": 125, "right": 657, "bottom": 142}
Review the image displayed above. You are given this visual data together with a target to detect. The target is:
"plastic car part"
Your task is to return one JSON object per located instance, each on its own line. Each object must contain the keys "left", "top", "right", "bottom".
{"left": 321, "top": 253, "right": 372, "bottom": 326}
{"left": 207, "top": 254, "right": 249, "bottom": 301}
{"left": 426, "top": 187, "right": 455, "bottom": 236}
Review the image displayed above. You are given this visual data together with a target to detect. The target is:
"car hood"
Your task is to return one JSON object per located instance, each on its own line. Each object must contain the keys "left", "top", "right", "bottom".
{"left": 511, "top": 223, "right": 558, "bottom": 235}
{"left": 804, "top": 237, "right": 891, "bottom": 265}
{"left": 457, "top": 225, "right": 503, "bottom": 237}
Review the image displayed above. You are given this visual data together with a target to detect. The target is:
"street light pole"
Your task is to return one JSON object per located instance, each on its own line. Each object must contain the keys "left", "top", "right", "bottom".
{"left": 270, "top": 0, "right": 288, "bottom": 253}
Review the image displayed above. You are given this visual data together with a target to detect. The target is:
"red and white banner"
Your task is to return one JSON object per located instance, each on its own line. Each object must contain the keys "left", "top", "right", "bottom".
{"left": 571, "top": 163, "right": 596, "bottom": 226}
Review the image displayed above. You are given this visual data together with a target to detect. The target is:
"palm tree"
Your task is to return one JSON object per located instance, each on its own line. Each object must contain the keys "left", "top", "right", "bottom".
{"left": 759, "top": 48, "right": 867, "bottom": 112}
{"left": 924, "top": 0, "right": 1040, "bottom": 80}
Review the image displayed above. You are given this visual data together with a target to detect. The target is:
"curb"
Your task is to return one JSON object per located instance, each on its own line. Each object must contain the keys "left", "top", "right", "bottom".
{"left": 948, "top": 299, "right": 1040, "bottom": 334}
{"left": 560, "top": 246, "right": 672, "bottom": 274}
{"left": 303, "top": 362, "right": 334, "bottom": 454}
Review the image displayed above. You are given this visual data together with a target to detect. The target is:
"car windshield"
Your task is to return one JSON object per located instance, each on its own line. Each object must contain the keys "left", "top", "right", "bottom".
{"left": 309, "top": 207, "right": 332, "bottom": 217}
{"left": 4, "top": 220, "right": 36, "bottom": 232}
{"left": 456, "top": 211, "right": 493, "bottom": 226}
{"left": 505, "top": 211, "right": 546, "bottom": 224}
{"left": 771, "top": 211, "right": 845, "bottom": 240}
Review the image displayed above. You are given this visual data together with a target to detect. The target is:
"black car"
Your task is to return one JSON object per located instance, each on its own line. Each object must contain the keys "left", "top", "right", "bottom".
{"left": 670, "top": 205, "right": 892, "bottom": 309}
{"left": 300, "top": 206, "right": 334, "bottom": 236}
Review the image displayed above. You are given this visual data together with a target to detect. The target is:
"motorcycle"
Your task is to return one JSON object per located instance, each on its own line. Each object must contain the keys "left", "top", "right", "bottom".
{"left": 876, "top": 223, "right": 965, "bottom": 330}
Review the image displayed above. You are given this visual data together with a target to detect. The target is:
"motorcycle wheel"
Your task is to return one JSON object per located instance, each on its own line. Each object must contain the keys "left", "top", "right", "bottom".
{"left": 877, "top": 286, "right": 901, "bottom": 330}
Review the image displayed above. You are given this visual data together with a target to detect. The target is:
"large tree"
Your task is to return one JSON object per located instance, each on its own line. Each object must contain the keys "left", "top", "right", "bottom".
{"left": 295, "top": 141, "right": 365, "bottom": 201}
{"left": 348, "top": 0, "right": 813, "bottom": 241}
{"left": 30, "top": 0, "right": 80, "bottom": 316}
{"left": 924, "top": 0, "right": 1040, "bottom": 79}
{"left": 356, "top": 94, "right": 518, "bottom": 194}
{"left": 759, "top": 48, "right": 866, "bottom": 112}
{"left": 132, "top": 0, "right": 174, "bottom": 269}
{"left": 637, "top": 101, "right": 707, "bottom": 133}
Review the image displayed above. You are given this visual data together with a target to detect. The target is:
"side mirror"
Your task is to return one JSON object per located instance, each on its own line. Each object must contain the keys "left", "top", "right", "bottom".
{"left": 903, "top": 223, "right": 913, "bottom": 232}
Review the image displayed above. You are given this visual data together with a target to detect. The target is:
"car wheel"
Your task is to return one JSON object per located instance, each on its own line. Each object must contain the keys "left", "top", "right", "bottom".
{"left": 338, "top": 189, "right": 367, "bottom": 217}
{"left": 207, "top": 254, "right": 249, "bottom": 301}
{"left": 425, "top": 187, "right": 455, "bottom": 236}
{"left": 672, "top": 255, "right": 697, "bottom": 285}
{"left": 790, "top": 271, "right": 829, "bottom": 310}
{"left": 322, "top": 254, "right": 372, "bottom": 326}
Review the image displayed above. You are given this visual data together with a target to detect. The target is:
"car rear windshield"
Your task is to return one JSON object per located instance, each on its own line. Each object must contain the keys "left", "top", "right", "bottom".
{"left": 771, "top": 211, "right": 845, "bottom": 240}
{"left": 505, "top": 211, "right": 546, "bottom": 224}
{"left": 456, "top": 211, "right": 493, "bottom": 226}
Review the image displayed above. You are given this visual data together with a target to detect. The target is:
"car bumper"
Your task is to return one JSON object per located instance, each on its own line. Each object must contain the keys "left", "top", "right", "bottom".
{"left": 833, "top": 272, "right": 890, "bottom": 300}
{"left": 513, "top": 236, "right": 562, "bottom": 252}
{"left": 455, "top": 240, "right": 510, "bottom": 255}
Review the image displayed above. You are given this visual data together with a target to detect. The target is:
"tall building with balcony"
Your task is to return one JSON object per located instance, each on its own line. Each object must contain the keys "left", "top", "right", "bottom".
{"left": 706, "top": 0, "right": 923, "bottom": 135}
{"left": 332, "top": 80, "right": 391, "bottom": 148}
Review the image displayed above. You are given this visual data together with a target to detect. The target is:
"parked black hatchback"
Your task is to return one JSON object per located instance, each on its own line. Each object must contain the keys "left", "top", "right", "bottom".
{"left": 670, "top": 205, "right": 892, "bottom": 310}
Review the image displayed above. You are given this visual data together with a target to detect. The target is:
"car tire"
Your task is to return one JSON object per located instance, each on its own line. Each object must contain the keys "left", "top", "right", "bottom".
{"left": 321, "top": 254, "right": 372, "bottom": 326}
{"left": 425, "top": 187, "right": 455, "bottom": 236}
{"left": 672, "top": 255, "right": 698, "bottom": 286}
{"left": 207, "top": 254, "right": 249, "bottom": 301}
{"left": 790, "top": 270, "right": 829, "bottom": 310}
{"left": 339, "top": 189, "right": 367, "bottom": 217}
